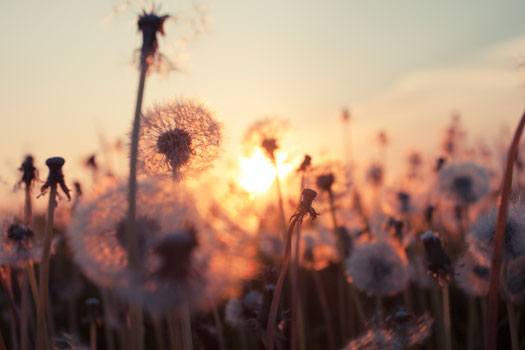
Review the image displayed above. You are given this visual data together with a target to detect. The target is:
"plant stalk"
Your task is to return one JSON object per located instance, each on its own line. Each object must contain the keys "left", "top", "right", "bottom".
{"left": 36, "top": 185, "right": 56, "bottom": 350}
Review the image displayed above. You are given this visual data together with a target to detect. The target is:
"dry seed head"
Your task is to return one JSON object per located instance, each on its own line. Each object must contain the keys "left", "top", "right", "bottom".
{"left": 138, "top": 11, "right": 169, "bottom": 65}
{"left": 420, "top": 231, "right": 451, "bottom": 286}
{"left": 297, "top": 154, "right": 312, "bottom": 173}
{"left": 18, "top": 155, "right": 37, "bottom": 187}
{"left": 40, "top": 156, "right": 71, "bottom": 200}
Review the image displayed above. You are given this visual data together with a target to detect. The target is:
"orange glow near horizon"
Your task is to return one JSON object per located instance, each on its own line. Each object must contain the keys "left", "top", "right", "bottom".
{"left": 237, "top": 147, "right": 293, "bottom": 196}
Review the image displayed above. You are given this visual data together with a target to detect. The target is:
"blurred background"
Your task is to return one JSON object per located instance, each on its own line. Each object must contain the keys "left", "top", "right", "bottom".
{"left": 1, "top": 0, "right": 525, "bottom": 210}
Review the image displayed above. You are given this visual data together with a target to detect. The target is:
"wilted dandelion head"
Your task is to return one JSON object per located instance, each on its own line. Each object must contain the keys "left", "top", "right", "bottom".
{"left": 420, "top": 231, "right": 451, "bottom": 286}
{"left": 467, "top": 202, "right": 525, "bottom": 265}
{"left": 366, "top": 163, "right": 384, "bottom": 187}
{"left": 454, "top": 254, "right": 490, "bottom": 296}
{"left": 0, "top": 221, "right": 43, "bottom": 267}
{"left": 297, "top": 154, "right": 312, "bottom": 173}
{"left": 68, "top": 179, "right": 253, "bottom": 314}
{"left": 316, "top": 173, "right": 335, "bottom": 193}
{"left": 40, "top": 157, "right": 71, "bottom": 200}
{"left": 18, "top": 155, "right": 37, "bottom": 188}
{"left": 437, "top": 162, "right": 490, "bottom": 205}
{"left": 138, "top": 98, "right": 222, "bottom": 180}
{"left": 347, "top": 241, "right": 408, "bottom": 296}
{"left": 138, "top": 10, "right": 169, "bottom": 65}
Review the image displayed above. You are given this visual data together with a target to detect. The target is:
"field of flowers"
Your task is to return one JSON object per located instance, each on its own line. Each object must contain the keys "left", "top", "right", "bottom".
{"left": 1, "top": 8, "right": 524, "bottom": 350}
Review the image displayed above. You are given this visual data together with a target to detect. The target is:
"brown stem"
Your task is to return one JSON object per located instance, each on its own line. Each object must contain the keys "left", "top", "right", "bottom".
{"left": 36, "top": 185, "right": 56, "bottom": 350}
{"left": 265, "top": 217, "right": 300, "bottom": 350}
{"left": 127, "top": 61, "right": 148, "bottom": 350}
{"left": 312, "top": 271, "right": 336, "bottom": 350}
{"left": 486, "top": 109, "right": 525, "bottom": 350}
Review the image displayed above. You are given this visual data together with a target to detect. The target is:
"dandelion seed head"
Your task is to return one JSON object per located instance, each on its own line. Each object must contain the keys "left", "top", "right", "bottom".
{"left": 68, "top": 179, "right": 254, "bottom": 314}
{"left": 138, "top": 98, "right": 222, "bottom": 179}
{"left": 366, "top": 163, "right": 384, "bottom": 186}
{"left": 437, "top": 162, "right": 490, "bottom": 204}
{"left": 467, "top": 202, "right": 525, "bottom": 265}
{"left": 0, "top": 221, "right": 43, "bottom": 266}
{"left": 18, "top": 155, "right": 37, "bottom": 187}
{"left": 454, "top": 254, "right": 490, "bottom": 296}
{"left": 347, "top": 241, "right": 408, "bottom": 296}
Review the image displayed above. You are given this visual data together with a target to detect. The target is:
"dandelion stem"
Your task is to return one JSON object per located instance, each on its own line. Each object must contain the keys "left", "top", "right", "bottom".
{"left": 486, "top": 109, "right": 525, "bottom": 350}
{"left": 265, "top": 216, "right": 300, "bottom": 350}
{"left": 502, "top": 262, "right": 519, "bottom": 350}
{"left": 274, "top": 169, "right": 288, "bottom": 241}
{"left": 167, "top": 314, "right": 181, "bottom": 350}
{"left": 90, "top": 322, "right": 97, "bottom": 350}
{"left": 312, "top": 271, "right": 336, "bottom": 350}
{"left": 210, "top": 301, "right": 227, "bottom": 350}
{"left": 152, "top": 316, "right": 166, "bottom": 350}
{"left": 467, "top": 297, "right": 476, "bottom": 350}
{"left": 100, "top": 289, "right": 116, "bottom": 350}
{"left": 27, "top": 263, "right": 39, "bottom": 306}
{"left": 180, "top": 304, "right": 193, "bottom": 350}
{"left": 21, "top": 183, "right": 32, "bottom": 350}
{"left": 442, "top": 284, "right": 452, "bottom": 350}
{"left": 36, "top": 185, "right": 56, "bottom": 350}
{"left": 127, "top": 59, "right": 148, "bottom": 350}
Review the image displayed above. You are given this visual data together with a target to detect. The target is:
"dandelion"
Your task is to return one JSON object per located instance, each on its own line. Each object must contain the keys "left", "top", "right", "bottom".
{"left": 467, "top": 202, "right": 525, "bottom": 265}
{"left": 366, "top": 162, "right": 384, "bottom": 187}
{"left": 68, "top": 179, "right": 253, "bottom": 315}
{"left": 224, "top": 291, "right": 262, "bottom": 329}
{"left": 343, "top": 311, "right": 433, "bottom": 350}
{"left": 437, "top": 162, "right": 490, "bottom": 205}
{"left": 347, "top": 241, "right": 408, "bottom": 297}
{"left": 0, "top": 222, "right": 43, "bottom": 267}
{"left": 138, "top": 98, "right": 222, "bottom": 179}
{"left": 454, "top": 254, "right": 490, "bottom": 297}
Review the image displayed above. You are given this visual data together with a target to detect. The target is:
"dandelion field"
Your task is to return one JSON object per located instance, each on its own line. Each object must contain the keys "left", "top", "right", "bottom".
{"left": 2, "top": 2, "right": 525, "bottom": 350}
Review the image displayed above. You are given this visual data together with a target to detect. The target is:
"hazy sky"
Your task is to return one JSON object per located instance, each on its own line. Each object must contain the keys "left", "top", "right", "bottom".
{"left": 1, "top": 0, "right": 525, "bottom": 202}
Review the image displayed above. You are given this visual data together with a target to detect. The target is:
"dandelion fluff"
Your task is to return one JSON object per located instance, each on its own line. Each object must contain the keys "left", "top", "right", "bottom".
{"left": 138, "top": 98, "right": 222, "bottom": 179}
{"left": 68, "top": 178, "right": 253, "bottom": 314}
{"left": 347, "top": 241, "right": 408, "bottom": 296}
{"left": 467, "top": 202, "right": 525, "bottom": 265}
{"left": 437, "top": 162, "right": 490, "bottom": 204}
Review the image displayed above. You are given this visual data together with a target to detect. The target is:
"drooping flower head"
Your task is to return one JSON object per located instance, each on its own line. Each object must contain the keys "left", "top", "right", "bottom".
{"left": 437, "top": 162, "right": 490, "bottom": 205}
{"left": 347, "top": 241, "right": 408, "bottom": 296}
{"left": 138, "top": 98, "right": 222, "bottom": 180}
{"left": 68, "top": 179, "right": 252, "bottom": 314}
{"left": 467, "top": 202, "right": 525, "bottom": 265}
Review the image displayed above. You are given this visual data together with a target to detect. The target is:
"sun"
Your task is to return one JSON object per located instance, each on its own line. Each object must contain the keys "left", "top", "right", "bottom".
{"left": 237, "top": 147, "right": 293, "bottom": 195}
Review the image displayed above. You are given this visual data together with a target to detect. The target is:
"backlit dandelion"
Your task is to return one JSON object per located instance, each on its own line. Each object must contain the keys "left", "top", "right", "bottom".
{"left": 347, "top": 241, "right": 408, "bottom": 296}
{"left": 467, "top": 202, "right": 525, "bottom": 265}
{"left": 0, "top": 221, "right": 43, "bottom": 266}
{"left": 138, "top": 98, "right": 222, "bottom": 179}
{"left": 68, "top": 179, "right": 253, "bottom": 314}
{"left": 454, "top": 254, "right": 490, "bottom": 297}
{"left": 437, "top": 162, "right": 490, "bottom": 205}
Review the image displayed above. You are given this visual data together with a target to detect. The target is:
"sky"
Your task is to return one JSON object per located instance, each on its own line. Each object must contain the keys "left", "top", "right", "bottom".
{"left": 1, "top": 0, "right": 525, "bottom": 208}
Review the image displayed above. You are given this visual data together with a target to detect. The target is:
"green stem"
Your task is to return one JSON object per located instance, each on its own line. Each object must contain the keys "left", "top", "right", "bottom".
{"left": 36, "top": 185, "right": 56, "bottom": 350}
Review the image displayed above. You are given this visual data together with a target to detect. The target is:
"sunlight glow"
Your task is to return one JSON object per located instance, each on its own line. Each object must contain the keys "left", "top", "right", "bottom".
{"left": 237, "top": 147, "right": 293, "bottom": 195}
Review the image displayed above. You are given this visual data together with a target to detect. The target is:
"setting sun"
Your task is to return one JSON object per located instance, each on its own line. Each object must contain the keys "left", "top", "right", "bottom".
{"left": 237, "top": 147, "right": 293, "bottom": 195}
